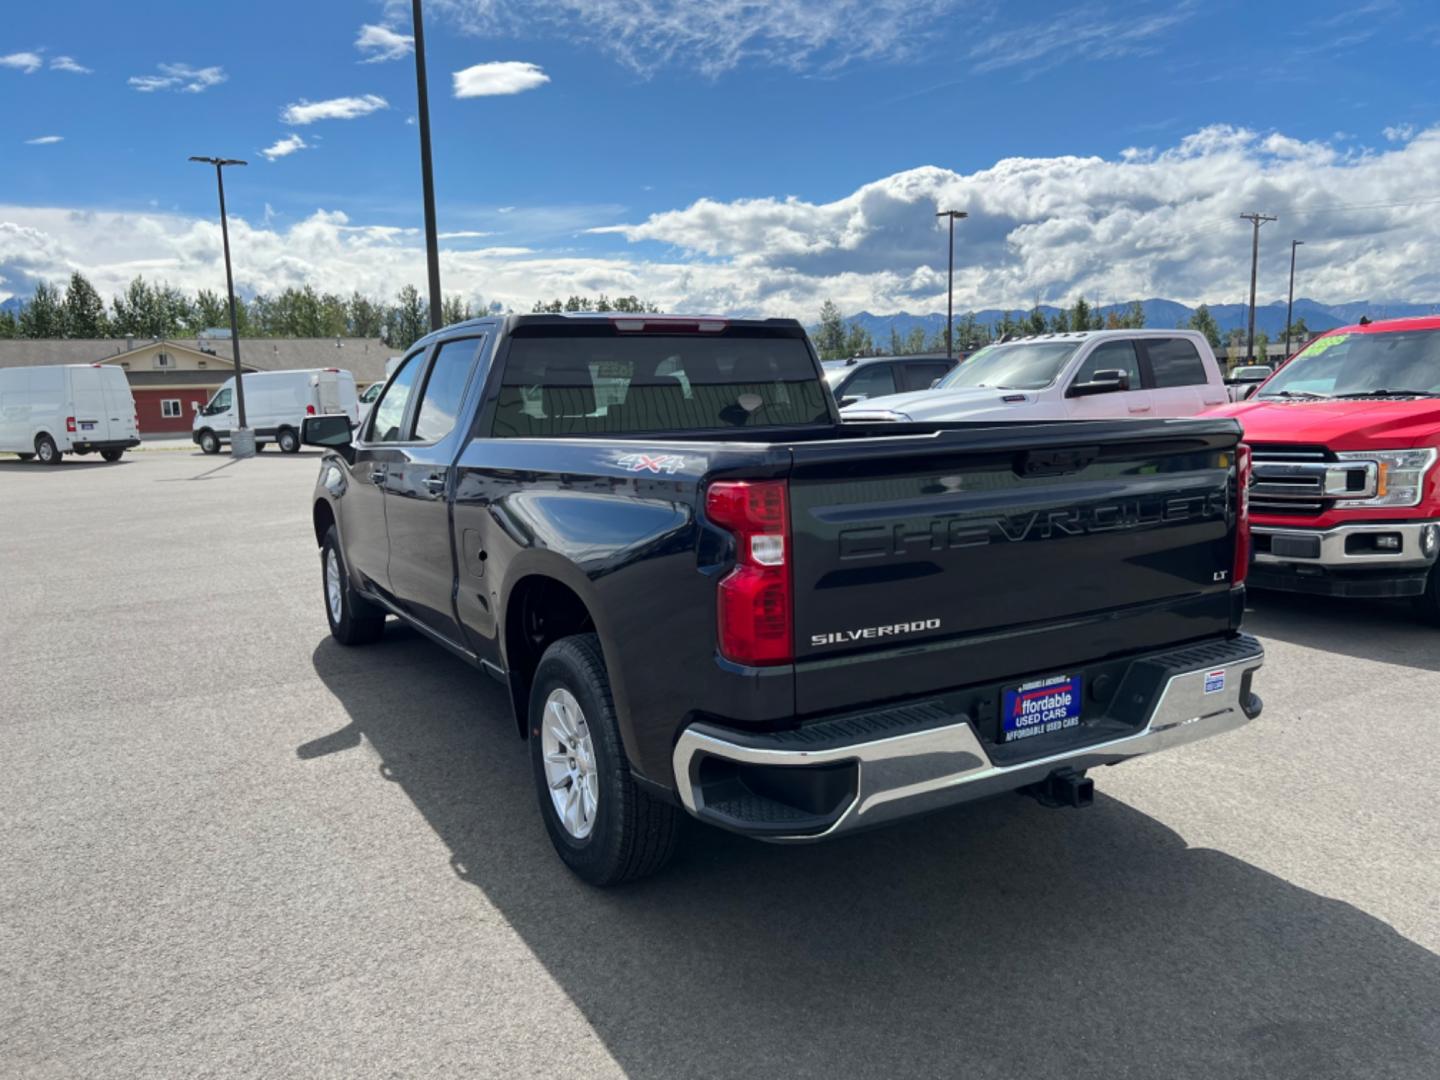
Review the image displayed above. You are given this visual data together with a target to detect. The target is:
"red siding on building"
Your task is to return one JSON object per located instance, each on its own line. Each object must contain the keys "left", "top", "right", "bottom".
{"left": 133, "top": 389, "right": 211, "bottom": 434}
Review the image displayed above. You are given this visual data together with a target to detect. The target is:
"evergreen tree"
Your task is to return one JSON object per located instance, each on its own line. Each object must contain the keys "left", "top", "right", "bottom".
{"left": 347, "top": 293, "right": 385, "bottom": 337}
{"left": 956, "top": 312, "right": 980, "bottom": 351}
{"left": 0, "top": 309, "right": 16, "bottom": 338}
{"left": 441, "top": 294, "right": 471, "bottom": 326}
{"left": 889, "top": 326, "right": 903, "bottom": 356}
{"left": 192, "top": 289, "right": 229, "bottom": 331}
{"left": 1253, "top": 329, "right": 1269, "bottom": 363}
{"left": 386, "top": 285, "right": 428, "bottom": 351}
{"left": 1124, "top": 300, "right": 1145, "bottom": 329}
{"left": 1186, "top": 304, "right": 1222, "bottom": 349}
{"left": 814, "top": 300, "right": 847, "bottom": 360}
{"left": 1049, "top": 310, "right": 1070, "bottom": 333}
{"left": 904, "top": 326, "right": 928, "bottom": 354}
{"left": 844, "top": 319, "right": 873, "bottom": 358}
{"left": 1027, "top": 307, "right": 1047, "bottom": 336}
{"left": 1071, "top": 297, "right": 1091, "bottom": 333}
{"left": 19, "top": 282, "right": 65, "bottom": 338}
{"left": 61, "top": 272, "right": 108, "bottom": 338}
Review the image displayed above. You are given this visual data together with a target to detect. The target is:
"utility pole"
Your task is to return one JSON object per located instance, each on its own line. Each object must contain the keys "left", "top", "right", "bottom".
{"left": 936, "top": 209, "right": 968, "bottom": 359}
{"left": 412, "top": 0, "right": 443, "bottom": 331}
{"left": 1240, "top": 212, "right": 1277, "bottom": 363}
{"left": 189, "top": 155, "right": 252, "bottom": 457}
{"left": 1284, "top": 239, "right": 1304, "bottom": 359}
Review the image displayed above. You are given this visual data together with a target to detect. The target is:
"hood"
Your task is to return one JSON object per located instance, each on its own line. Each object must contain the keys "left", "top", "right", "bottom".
{"left": 841, "top": 385, "right": 1038, "bottom": 422}
{"left": 1210, "top": 397, "right": 1440, "bottom": 450}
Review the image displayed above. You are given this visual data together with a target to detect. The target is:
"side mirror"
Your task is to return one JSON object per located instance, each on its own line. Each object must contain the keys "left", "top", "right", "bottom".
{"left": 1067, "top": 369, "right": 1130, "bottom": 397}
{"left": 302, "top": 414, "right": 355, "bottom": 463}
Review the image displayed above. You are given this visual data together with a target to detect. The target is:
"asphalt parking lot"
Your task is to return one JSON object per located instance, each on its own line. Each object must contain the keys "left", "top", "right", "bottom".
{"left": 3, "top": 449, "right": 1438, "bottom": 1079}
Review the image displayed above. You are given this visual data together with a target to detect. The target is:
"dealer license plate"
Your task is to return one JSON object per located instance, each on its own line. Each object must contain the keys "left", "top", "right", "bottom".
{"left": 1002, "top": 674, "right": 1083, "bottom": 743}
{"left": 80, "top": 422, "right": 96, "bottom": 431}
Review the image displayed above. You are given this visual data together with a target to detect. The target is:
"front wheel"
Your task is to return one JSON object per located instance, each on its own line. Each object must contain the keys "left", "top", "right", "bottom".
{"left": 321, "top": 526, "right": 385, "bottom": 645}
{"left": 278, "top": 427, "right": 300, "bottom": 454}
{"left": 198, "top": 429, "right": 220, "bottom": 455}
{"left": 1413, "top": 564, "right": 1440, "bottom": 626}
{"left": 34, "top": 434, "right": 61, "bottom": 465}
{"left": 529, "top": 634, "right": 681, "bottom": 885}
{"left": 100, "top": 449, "right": 124, "bottom": 462}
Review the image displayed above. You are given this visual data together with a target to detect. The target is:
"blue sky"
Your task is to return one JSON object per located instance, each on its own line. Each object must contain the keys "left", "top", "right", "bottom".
{"left": 3, "top": 0, "right": 1440, "bottom": 315}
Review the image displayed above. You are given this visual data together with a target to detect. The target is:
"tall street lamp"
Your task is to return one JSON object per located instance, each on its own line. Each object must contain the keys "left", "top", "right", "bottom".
{"left": 189, "top": 155, "right": 253, "bottom": 458}
{"left": 411, "top": 0, "right": 443, "bottom": 331}
{"left": 936, "top": 209, "right": 968, "bottom": 360}
{"left": 1284, "top": 239, "right": 1304, "bottom": 359}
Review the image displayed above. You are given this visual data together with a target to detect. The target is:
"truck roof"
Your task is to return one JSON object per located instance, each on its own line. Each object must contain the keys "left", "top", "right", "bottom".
{"left": 1325, "top": 314, "right": 1440, "bottom": 336}
{"left": 410, "top": 312, "right": 806, "bottom": 353}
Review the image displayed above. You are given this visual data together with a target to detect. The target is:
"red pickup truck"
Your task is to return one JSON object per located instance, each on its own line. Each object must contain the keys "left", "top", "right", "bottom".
{"left": 1212, "top": 316, "right": 1440, "bottom": 619}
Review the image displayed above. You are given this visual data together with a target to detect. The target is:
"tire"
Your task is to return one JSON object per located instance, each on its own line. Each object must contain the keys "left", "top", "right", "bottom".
{"left": 278, "top": 427, "right": 300, "bottom": 454}
{"left": 198, "top": 429, "right": 220, "bottom": 455}
{"left": 321, "top": 526, "right": 385, "bottom": 645}
{"left": 34, "top": 434, "right": 61, "bottom": 465}
{"left": 100, "top": 449, "right": 124, "bottom": 462}
{"left": 1413, "top": 564, "right": 1440, "bottom": 626}
{"left": 529, "top": 634, "right": 681, "bottom": 885}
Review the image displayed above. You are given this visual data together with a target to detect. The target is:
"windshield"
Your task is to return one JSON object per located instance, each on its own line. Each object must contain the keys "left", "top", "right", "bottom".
{"left": 936, "top": 341, "right": 1080, "bottom": 391}
{"left": 1261, "top": 330, "right": 1440, "bottom": 397}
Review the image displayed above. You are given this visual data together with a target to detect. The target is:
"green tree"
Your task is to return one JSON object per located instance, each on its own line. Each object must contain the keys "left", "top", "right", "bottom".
{"left": 441, "top": 294, "right": 471, "bottom": 326}
{"left": 903, "top": 326, "right": 928, "bottom": 354}
{"left": 191, "top": 289, "right": 229, "bottom": 331}
{"left": 1123, "top": 300, "right": 1145, "bottom": 329}
{"left": 889, "top": 326, "right": 903, "bottom": 356}
{"left": 1070, "top": 297, "right": 1091, "bottom": 333}
{"left": 814, "top": 300, "right": 847, "bottom": 360}
{"left": 1186, "top": 304, "right": 1222, "bottom": 350}
{"left": 61, "top": 272, "right": 108, "bottom": 337}
{"left": 19, "top": 282, "right": 65, "bottom": 338}
{"left": 1049, "top": 310, "right": 1070, "bottom": 333}
{"left": 956, "top": 311, "right": 982, "bottom": 351}
{"left": 1026, "top": 306, "right": 1047, "bottom": 336}
{"left": 844, "top": 319, "right": 873, "bottom": 358}
{"left": 347, "top": 293, "right": 385, "bottom": 337}
{"left": 0, "top": 309, "right": 16, "bottom": 339}
{"left": 1253, "top": 329, "right": 1269, "bottom": 363}
{"left": 386, "top": 285, "right": 428, "bottom": 351}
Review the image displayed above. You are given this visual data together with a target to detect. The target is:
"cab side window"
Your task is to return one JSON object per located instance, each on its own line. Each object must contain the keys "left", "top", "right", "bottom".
{"left": 1072, "top": 340, "right": 1141, "bottom": 388}
{"left": 413, "top": 339, "right": 482, "bottom": 442}
{"left": 1145, "top": 338, "right": 1209, "bottom": 387}
{"left": 842, "top": 363, "right": 897, "bottom": 400}
{"left": 367, "top": 352, "right": 423, "bottom": 442}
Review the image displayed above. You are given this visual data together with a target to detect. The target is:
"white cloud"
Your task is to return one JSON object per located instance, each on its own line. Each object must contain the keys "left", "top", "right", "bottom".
{"left": 1384, "top": 124, "right": 1415, "bottom": 143}
{"left": 438, "top": 230, "right": 495, "bottom": 239}
{"left": 452, "top": 61, "right": 549, "bottom": 97}
{"left": 260, "top": 134, "right": 308, "bottom": 162}
{"left": 421, "top": 0, "right": 966, "bottom": 76}
{"left": 1, "top": 52, "right": 44, "bottom": 74}
{"left": 24, "top": 135, "right": 64, "bottom": 145}
{"left": 356, "top": 23, "right": 414, "bottom": 62}
{"left": 281, "top": 94, "right": 388, "bottom": 124}
{"left": 967, "top": 2, "right": 1197, "bottom": 74}
{"left": 128, "top": 62, "right": 227, "bottom": 93}
{"left": 8, "top": 125, "right": 1440, "bottom": 316}
{"left": 50, "top": 55, "right": 91, "bottom": 74}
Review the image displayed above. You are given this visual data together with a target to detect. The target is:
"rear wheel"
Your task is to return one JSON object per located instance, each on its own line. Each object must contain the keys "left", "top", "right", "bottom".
{"left": 278, "top": 427, "right": 300, "bottom": 454}
{"left": 198, "top": 429, "right": 220, "bottom": 455}
{"left": 321, "top": 526, "right": 385, "bottom": 645}
{"left": 34, "top": 434, "right": 61, "bottom": 465}
{"left": 100, "top": 449, "right": 124, "bottom": 462}
{"left": 529, "top": 634, "right": 681, "bottom": 885}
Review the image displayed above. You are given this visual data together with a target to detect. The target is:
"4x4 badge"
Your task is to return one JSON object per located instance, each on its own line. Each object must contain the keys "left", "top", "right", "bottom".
{"left": 618, "top": 453, "right": 687, "bottom": 474}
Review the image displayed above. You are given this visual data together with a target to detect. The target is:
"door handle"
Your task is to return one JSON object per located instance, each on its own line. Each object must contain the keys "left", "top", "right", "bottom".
{"left": 1128, "top": 404, "right": 1153, "bottom": 414}
{"left": 423, "top": 474, "right": 447, "bottom": 494}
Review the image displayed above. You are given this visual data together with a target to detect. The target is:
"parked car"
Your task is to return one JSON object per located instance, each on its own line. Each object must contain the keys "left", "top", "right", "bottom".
{"left": 0, "top": 364, "right": 140, "bottom": 464}
{"left": 303, "top": 313, "right": 1263, "bottom": 885}
{"left": 1225, "top": 364, "right": 1272, "bottom": 402}
{"left": 193, "top": 368, "right": 359, "bottom": 455}
{"left": 840, "top": 329, "right": 1229, "bottom": 422}
{"left": 822, "top": 354, "right": 957, "bottom": 406}
{"left": 1211, "top": 316, "right": 1440, "bottom": 619}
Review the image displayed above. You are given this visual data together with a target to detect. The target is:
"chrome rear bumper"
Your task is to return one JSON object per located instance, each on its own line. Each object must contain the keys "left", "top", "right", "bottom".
{"left": 672, "top": 639, "right": 1264, "bottom": 841}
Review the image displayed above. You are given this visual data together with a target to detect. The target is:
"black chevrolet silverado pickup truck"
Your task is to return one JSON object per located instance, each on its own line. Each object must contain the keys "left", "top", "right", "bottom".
{"left": 303, "top": 313, "right": 1264, "bottom": 884}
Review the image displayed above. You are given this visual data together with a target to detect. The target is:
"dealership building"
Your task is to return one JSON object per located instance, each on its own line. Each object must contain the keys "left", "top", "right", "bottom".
{"left": 0, "top": 334, "right": 394, "bottom": 435}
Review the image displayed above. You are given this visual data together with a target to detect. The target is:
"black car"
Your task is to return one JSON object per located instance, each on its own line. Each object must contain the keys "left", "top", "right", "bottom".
{"left": 303, "top": 313, "right": 1263, "bottom": 885}
{"left": 822, "top": 354, "right": 956, "bottom": 406}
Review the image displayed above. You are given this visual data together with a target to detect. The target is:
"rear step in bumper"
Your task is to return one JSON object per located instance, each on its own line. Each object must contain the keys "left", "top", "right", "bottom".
{"left": 672, "top": 637, "right": 1264, "bottom": 842}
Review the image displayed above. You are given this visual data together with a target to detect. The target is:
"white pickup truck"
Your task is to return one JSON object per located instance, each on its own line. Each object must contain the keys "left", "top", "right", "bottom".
{"left": 841, "top": 329, "right": 1230, "bottom": 423}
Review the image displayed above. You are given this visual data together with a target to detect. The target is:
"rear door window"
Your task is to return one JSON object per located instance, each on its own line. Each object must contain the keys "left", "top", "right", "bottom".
{"left": 1143, "top": 338, "right": 1209, "bottom": 388}
{"left": 840, "top": 363, "right": 897, "bottom": 401}
{"left": 413, "top": 338, "right": 482, "bottom": 442}
{"left": 491, "top": 332, "right": 830, "bottom": 437}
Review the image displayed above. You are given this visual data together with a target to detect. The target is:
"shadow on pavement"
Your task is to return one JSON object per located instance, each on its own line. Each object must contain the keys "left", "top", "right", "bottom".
{"left": 1246, "top": 588, "right": 1440, "bottom": 672}
{"left": 305, "top": 628, "right": 1440, "bottom": 1080}
{"left": 0, "top": 459, "right": 125, "bottom": 471}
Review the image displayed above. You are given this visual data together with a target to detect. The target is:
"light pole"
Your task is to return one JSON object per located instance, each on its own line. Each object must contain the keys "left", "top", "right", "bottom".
{"left": 1284, "top": 239, "right": 1304, "bottom": 359}
{"left": 936, "top": 209, "right": 968, "bottom": 359}
{"left": 189, "top": 155, "right": 252, "bottom": 457}
{"left": 411, "top": 0, "right": 443, "bottom": 331}
{"left": 1239, "top": 212, "right": 1276, "bottom": 363}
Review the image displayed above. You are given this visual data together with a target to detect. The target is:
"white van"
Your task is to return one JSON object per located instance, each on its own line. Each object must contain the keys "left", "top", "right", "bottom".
{"left": 0, "top": 364, "right": 140, "bottom": 464}
{"left": 192, "top": 368, "right": 359, "bottom": 455}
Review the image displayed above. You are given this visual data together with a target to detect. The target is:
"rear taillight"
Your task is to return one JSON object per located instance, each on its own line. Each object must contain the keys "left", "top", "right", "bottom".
{"left": 65, "top": 416, "right": 76, "bottom": 433}
{"left": 306, "top": 404, "right": 316, "bottom": 416}
{"left": 706, "top": 479, "right": 792, "bottom": 666}
{"left": 1233, "top": 444, "right": 1252, "bottom": 586}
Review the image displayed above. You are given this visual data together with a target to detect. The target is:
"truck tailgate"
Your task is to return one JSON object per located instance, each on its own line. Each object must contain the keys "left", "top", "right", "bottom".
{"left": 787, "top": 421, "right": 1241, "bottom": 715}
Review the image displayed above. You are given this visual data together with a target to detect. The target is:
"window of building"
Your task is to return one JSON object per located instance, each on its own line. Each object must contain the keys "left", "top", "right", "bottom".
{"left": 154, "top": 353, "right": 174, "bottom": 369}
{"left": 160, "top": 399, "right": 183, "bottom": 418}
